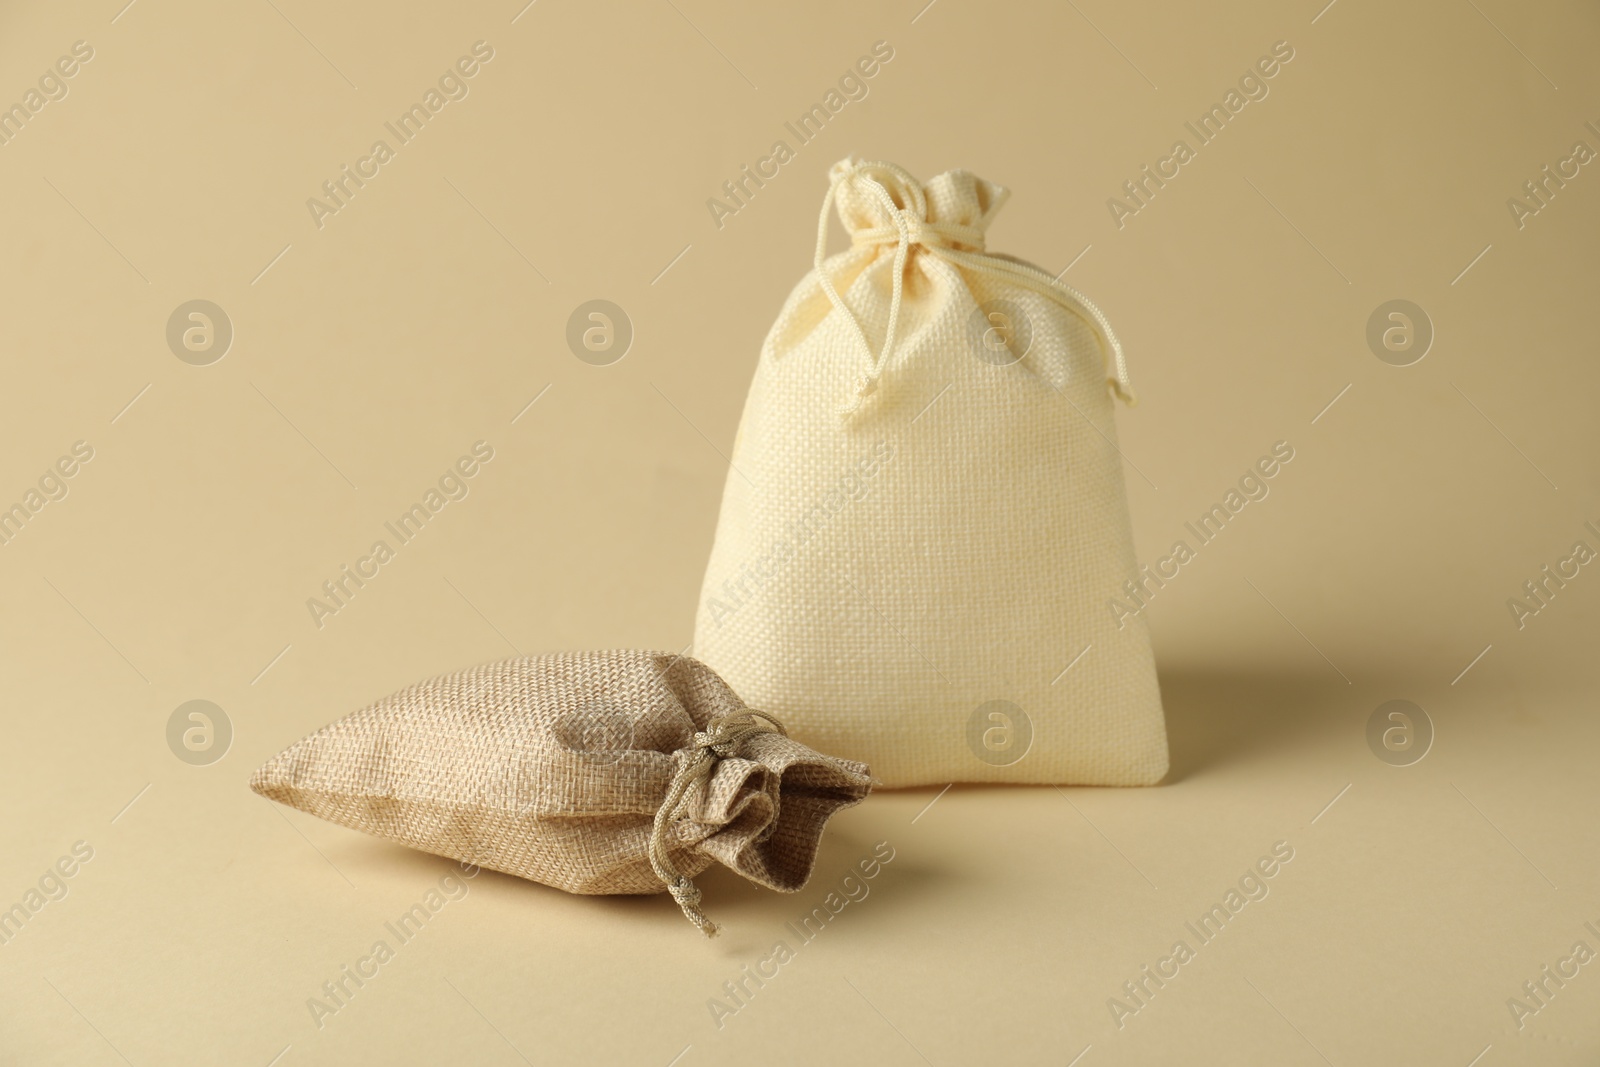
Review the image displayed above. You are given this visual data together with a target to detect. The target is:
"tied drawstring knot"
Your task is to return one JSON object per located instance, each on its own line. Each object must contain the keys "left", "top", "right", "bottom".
{"left": 648, "top": 709, "right": 787, "bottom": 937}
{"left": 851, "top": 212, "right": 989, "bottom": 254}
{"left": 813, "top": 159, "right": 1138, "bottom": 417}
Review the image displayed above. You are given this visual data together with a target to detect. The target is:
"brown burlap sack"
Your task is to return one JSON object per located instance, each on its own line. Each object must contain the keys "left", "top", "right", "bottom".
{"left": 250, "top": 650, "right": 872, "bottom": 935}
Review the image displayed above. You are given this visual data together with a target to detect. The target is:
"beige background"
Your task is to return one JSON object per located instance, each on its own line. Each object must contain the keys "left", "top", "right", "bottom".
{"left": 1, "top": 0, "right": 1597, "bottom": 1063}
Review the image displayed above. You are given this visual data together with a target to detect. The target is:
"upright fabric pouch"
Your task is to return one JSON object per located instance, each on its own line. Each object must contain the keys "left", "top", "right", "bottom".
{"left": 694, "top": 158, "right": 1167, "bottom": 788}
{"left": 251, "top": 651, "right": 871, "bottom": 935}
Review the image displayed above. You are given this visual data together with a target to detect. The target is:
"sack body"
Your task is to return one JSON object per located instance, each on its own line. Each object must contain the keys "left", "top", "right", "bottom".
{"left": 251, "top": 651, "right": 872, "bottom": 930}
{"left": 694, "top": 158, "right": 1167, "bottom": 788}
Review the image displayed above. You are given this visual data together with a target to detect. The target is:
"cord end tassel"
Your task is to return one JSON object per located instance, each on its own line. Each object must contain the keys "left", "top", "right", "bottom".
{"left": 668, "top": 877, "right": 720, "bottom": 938}
{"left": 838, "top": 374, "right": 880, "bottom": 418}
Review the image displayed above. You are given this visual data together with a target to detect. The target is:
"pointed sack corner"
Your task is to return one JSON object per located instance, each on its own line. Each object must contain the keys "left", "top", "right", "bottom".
{"left": 248, "top": 743, "right": 298, "bottom": 805}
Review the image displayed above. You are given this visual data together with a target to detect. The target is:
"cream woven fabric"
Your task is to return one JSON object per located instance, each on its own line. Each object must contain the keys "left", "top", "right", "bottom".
{"left": 251, "top": 651, "right": 872, "bottom": 910}
{"left": 694, "top": 158, "right": 1167, "bottom": 788}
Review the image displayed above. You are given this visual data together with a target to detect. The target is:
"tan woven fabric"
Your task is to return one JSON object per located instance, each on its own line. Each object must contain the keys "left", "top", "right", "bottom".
{"left": 694, "top": 158, "right": 1168, "bottom": 788}
{"left": 250, "top": 651, "right": 872, "bottom": 905}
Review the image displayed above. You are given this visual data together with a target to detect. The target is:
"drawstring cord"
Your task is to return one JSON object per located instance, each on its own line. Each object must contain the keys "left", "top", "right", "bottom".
{"left": 648, "top": 709, "right": 787, "bottom": 937}
{"left": 812, "top": 160, "right": 1138, "bottom": 415}
{"left": 814, "top": 165, "right": 914, "bottom": 414}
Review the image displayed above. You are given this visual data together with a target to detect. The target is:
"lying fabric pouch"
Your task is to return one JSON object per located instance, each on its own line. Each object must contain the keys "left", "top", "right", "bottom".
{"left": 252, "top": 650, "right": 871, "bottom": 935}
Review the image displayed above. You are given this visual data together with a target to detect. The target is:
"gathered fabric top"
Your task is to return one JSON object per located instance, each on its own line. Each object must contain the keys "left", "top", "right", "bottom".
{"left": 814, "top": 157, "right": 1137, "bottom": 415}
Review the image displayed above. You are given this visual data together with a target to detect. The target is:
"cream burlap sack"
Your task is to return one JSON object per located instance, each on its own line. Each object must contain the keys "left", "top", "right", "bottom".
{"left": 694, "top": 158, "right": 1166, "bottom": 788}
{"left": 251, "top": 651, "right": 871, "bottom": 934}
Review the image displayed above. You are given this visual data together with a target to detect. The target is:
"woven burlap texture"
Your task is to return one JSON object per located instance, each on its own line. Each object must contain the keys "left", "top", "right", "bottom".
{"left": 250, "top": 651, "right": 872, "bottom": 896}
{"left": 694, "top": 158, "right": 1168, "bottom": 788}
